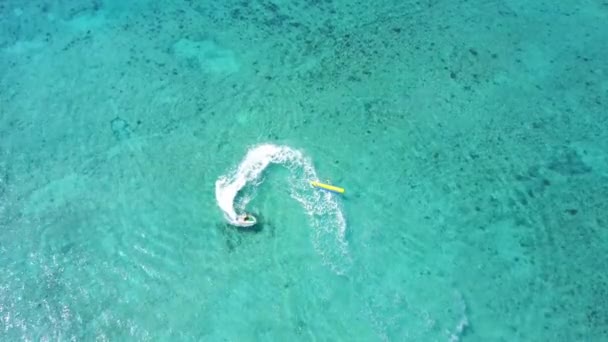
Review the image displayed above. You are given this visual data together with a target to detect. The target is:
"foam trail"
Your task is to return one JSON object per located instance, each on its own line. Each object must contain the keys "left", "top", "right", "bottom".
{"left": 215, "top": 143, "right": 351, "bottom": 273}
{"left": 448, "top": 291, "right": 469, "bottom": 342}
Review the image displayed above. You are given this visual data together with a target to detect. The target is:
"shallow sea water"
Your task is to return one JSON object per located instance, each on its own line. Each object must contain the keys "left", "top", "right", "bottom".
{"left": 1, "top": 0, "right": 607, "bottom": 340}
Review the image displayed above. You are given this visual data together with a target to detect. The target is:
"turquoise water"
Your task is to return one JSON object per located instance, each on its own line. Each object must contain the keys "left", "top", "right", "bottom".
{"left": 1, "top": 0, "right": 607, "bottom": 340}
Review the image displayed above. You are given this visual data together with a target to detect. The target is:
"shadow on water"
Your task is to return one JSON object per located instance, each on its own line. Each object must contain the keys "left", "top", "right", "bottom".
{"left": 236, "top": 211, "right": 268, "bottom": 233}
{"left": 216, "top": 212, "right": 275, "bottom": 252}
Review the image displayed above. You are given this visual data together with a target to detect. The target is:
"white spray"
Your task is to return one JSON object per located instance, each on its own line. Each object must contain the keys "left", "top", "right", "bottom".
{"left": 214, "top": 143, "right": 351, "bottom": 274}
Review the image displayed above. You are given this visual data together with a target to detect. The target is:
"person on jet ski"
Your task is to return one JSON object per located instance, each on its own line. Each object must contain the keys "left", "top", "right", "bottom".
{"left": 239, "top": 214, "right": 252, "bottom": 222}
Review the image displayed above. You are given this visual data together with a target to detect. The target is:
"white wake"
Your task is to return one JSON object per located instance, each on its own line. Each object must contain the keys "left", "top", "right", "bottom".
{"left": 214, "top": 143, "right": 350, "bottom": 274}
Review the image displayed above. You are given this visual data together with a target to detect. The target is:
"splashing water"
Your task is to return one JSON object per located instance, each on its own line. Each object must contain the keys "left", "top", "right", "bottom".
{"left": 214, "top": 143, "right": 351, "bottom": 273}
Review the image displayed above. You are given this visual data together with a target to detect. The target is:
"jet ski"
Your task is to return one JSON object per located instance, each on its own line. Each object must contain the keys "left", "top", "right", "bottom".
{"left": 234, "top": 213, "right": 257, "bottom": 227}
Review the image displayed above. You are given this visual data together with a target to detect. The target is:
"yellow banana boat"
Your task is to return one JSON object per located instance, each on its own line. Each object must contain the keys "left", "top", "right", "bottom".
{"left": 310, "top": 181, "right": 345, "bottom": 194}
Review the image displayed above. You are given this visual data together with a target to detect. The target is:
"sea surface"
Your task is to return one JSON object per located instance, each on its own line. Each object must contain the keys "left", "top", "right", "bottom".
{"left": 1, "top": 0, "right": 607, "bottom": 340}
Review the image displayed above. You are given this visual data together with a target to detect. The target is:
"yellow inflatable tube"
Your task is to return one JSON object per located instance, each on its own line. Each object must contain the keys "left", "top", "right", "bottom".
{"left": 310, "top": 181, "right": 345, "bottom": 194}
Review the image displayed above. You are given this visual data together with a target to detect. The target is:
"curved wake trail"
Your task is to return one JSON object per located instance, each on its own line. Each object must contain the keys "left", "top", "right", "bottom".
{"left": 215, "top": 143, "right": 351, "bottom": 274}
